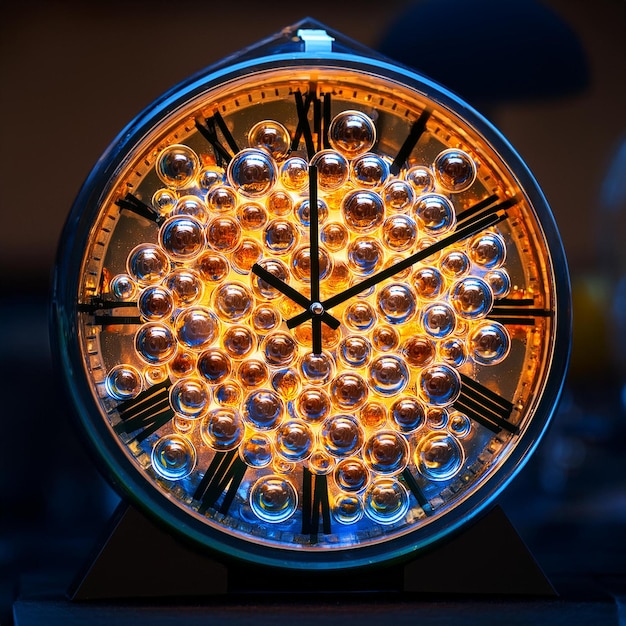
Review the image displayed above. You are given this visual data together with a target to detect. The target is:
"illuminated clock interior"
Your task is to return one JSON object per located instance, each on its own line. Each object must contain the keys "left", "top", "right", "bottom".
{"left": 76, "top": 66, "right": 554, "bottom": 553}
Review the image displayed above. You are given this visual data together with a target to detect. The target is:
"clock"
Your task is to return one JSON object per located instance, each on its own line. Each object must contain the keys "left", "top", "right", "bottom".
{"left": 51, "top": 19, "right": 570, "bottom": 572}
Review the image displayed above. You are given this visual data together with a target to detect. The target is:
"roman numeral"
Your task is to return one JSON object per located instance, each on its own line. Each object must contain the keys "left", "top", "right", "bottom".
{"left": 301, "top": 469, "right": 331, "bottom": 541}
{"left": 116, "top": 192, "right": 164, "bottom": 225}
{"left": 389, "top": 107, "right": 431, "bottom": 175}
{"left": 193, "top": 449, "right": 248, "bottom": 515}
{"left": 489, "top": 298, "right": 552, "bottom": 326}
{"left": 113, "top": 379, "right": 174, "bottom": 442}
{"left": 455, "top": 194, "right": 518, "bottom": 227}
{"left": 291, "top": 90, "right": 331, "bottom": 159}
{"left": 195, "top": 111, "right": 240, "bottom": 166}
{"left": 454, "top": 374, "right": 518, "bottom": 434}
{"left": 78, "top": 297, "right": 141, "bottom": 326}
{"left": 401, "top": 468, "right": 431, "bottom": 513}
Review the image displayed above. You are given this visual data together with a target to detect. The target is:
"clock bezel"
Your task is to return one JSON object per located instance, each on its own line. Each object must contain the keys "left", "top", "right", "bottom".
{"left": 51, "top": 44, "right": 571, "bottom": 571}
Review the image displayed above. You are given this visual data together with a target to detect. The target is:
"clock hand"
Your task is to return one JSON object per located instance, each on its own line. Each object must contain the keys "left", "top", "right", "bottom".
{"left": 308, "top": 164, "right": 323, "bottom": 354}
{"left": 287, "top": 201, "right": 513, "bottom": 329}
{"left": 251, "top": 263, "right": 341, "bottom": 330}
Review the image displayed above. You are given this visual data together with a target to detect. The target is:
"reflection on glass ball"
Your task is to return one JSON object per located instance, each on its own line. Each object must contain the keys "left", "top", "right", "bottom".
{"left": 207, "top": 216, "right": 241, "bottom": 252}
{"left": 170, "top": 377, "right": 210, "bottom": 419}
{"left": 371, "top": 325, "right": 399, "bottom": 352}
{"left": 300, "top": 352, "right": 335, "bottom": 385}
{"left": 391, "top": 396, "right": 425, "bottom": 433}
{"left": 406, "top": 165, "right": 435, "bottom": 193}
{"left": 151, "top": 435, "right": 196, "bottom": 480}
{"left": 197, "top": 348, "right": 232, "bottom": 384}
{"left": 135, "top": 323, "right": 177, "bottom": 364}
{"left": 343, "top": 190, "right": 385, "bottom": 233}
{"left": 448, "top": 412, "right": 472, "bottom": 438}
{"left": 271, "top": 368, "right": 301, "bottom": 400}
{"left": 263, "top": 331, "right": 297, "bottom": 366}
{"left": 240, "top": 433, "right": 273, "bottom": 468}
{"left": 238, "top": 202, "right": 268, "bottom": 230}
{"left": 276, "top": 420, "right": 314, "bottom": 462}
{"left": 128, "top": 244, "right": 170, "bottom": 285}
{"left": 156, "top": 144, "right": 199, "bottom": 188}
{"left": 469, "top": 322, "right": 510, "bottom": 365}
{"left": 412, "top": 266, "right": 443, "bottom": 299}
{"left": 253, "top": 259, "right": 290, "bottom": 299}
{"left": 166, "top": 269, "right": 203, "bottom": 307}
{"left": 280, "top": 157, "right": 309, "bottom": 190}
{"left": 439, "top": 338, "right": 467, "bottom": 367}
{"left": 228, "top": 148, "right": 277, "bottom": 197}
{"left": 295, "top": 197, "right": 328, "bottom": 227}
{"left": 308, "top": 449, "right": 335, "bottom": 475}
{"left": 334, "top": 458, "right": 370, "bottom": 492}
{"left": 368, "top": 355, "right": 409, "bottom": 396}
{"left": 250, "top": 475, "right": 297, "bottom": 523}
{"left": 223, "top": 325, "right": 255, "bottom": 360}
{"left": 296, "top": 387, "right": 331, "bottom": 422}
{"left": 252, "top": 304, "right": 280, "bottom": 332}
{"left": 231, "top": 238, "right": 263, "bottom": 274}
{"left": 330, "top": 373, "right": 368, "bottom": 410}
{"left": 244, "top": 389, "right": 284, "bottom": 431}
{"left": 196, "top": 251, "right": 229, "bottom": 282}
{"left": 402, "top": 336, "right": 435, "bottom": 367}
{"left": 440, "top": 250, "right": 470, "bottom": 278}
{"left": 414, "top": 193, "right": 456, "bottom": 234}
{"left": 152, "top": 188, "right": 178, "bottom": 215}
{"left": 434, "top": 148, "right": 476, "bottom": 192}
{"left": 328, "top": 110, "right": 376, "bottom": 158}
{"left": 415, "top": 432, "right": 464, "bottom": 480}
{"left": 485, "top": 269, "right": 511, "bottom": 298}
{"left": 139, "top": 285, "right": 173, "bottom": 321}
{"left": 290, "top": 246, "right": 331, "bottom": 282}
{"left": 339, "top": 336, "right": 372, "bottom": 368}
{"left": 347, "top": 237, "right": 384, "bottom": 275}
{"left": 321, "top": 221, "right": 349, "bottom": 251}
{"left": 248, "top": 120, "right": 291, "bottom": 161}
{"left": 175, "top": 306, "right": 218, "bottom": 351}
{"left": 214, "top": 381, "right": 242, "bottom": 406}
{"left": 377, "top": 283, "right": 417, "bottom": 324}
{"left": 419, "top": 364, "right": 461, "bottom": 406}
{"left": 110, "top": 274, "right": 136, "bottom": 300}
{"left": 311, "top": 150, "right": 349, "bottom": 190}
{"left": 321, "top": 415, "right": 365, "bottom": 457}
{"left": 160, "top": 215, "right": 205, "bottom": 260}
{"left": 345, "top": 301, "right": 377, "bottom": 331}
{"left": 363, "top": 431, "right": 409, "bottom": 475}
{"left": 237, "top": 359, "right": 269, "bottom": 388}
{"left": 469, "top": 232, "right": 506, "bottom": 268}
{"left": 451, "top": 277, "right": 494, "bottom": 319}
{"left": 267, "top": 190, "right": 293, "bottom": 216}
{"left": 198, "top": 166, "right": 224, "bottom": 192}
{"left": 360, "top": 402, "right": 387, "bottom": 429}
{"left": 207, "top": 186, "right": 237, "bottom": 213}
{"left": 170, "top": 351, "right": 196, "bottom": 378}
{"left": 214, "top": 282, "right": 253, "bottom": 321}
{"left": 175, "top": 195, "right": 209, "bottom": 224}
{"left": 351, "top": 153, "right": 389, "bottom": 187}
{"left": 364, "top": 478, "right": 410, "bottom": 525}
{"left": 105, "top": 364, "right": 142, "bottom": 400}
{"left": 333, "top": 493, "right": 363, "bottom": 524}
{"left": 201, "top": 407, "right": 244, "bottom": 451}
{"left": 382, "top": 214, "right": 417, "bottom": 251}
{"left": 264, "top": 219, "right": 298, "bottom": 254}
{"left": 422, "top": 302, "right": 456, "bottom": 338}
{"left": 383, "top": 179, "right": 414, "bottom": 212}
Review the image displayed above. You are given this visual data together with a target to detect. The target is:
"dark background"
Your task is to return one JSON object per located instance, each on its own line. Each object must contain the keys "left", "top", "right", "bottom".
{"left": 1, "top": 0, "right": 625, "bottom": 621}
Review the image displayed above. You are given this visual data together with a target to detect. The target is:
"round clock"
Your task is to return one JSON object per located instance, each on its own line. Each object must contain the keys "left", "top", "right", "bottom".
{"left": 52, "top": 20, "right": 570, "bottom": 571}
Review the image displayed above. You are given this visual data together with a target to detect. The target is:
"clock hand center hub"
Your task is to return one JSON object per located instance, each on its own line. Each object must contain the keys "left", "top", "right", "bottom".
{"left": 310, "top": 301, "right": 325, "bottom": 316}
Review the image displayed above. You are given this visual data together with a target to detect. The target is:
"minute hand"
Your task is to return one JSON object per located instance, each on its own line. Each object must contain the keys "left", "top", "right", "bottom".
{"left": 287, "top": 206, "right": 509, "bottom": 329}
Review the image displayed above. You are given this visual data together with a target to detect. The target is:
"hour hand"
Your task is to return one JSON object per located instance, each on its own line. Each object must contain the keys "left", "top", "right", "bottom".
{"left": 251, "top": 263, "right": 340, "bottom": 330}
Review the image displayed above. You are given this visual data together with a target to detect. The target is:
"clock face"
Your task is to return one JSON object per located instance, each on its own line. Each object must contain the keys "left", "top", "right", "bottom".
{"left": 53, "top": 37, "right": 569, "bottom": 570}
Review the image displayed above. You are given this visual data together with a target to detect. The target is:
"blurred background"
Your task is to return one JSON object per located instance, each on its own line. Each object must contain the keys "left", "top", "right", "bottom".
{"left": 1, "top": 0, "right": 625, "bottom": 619}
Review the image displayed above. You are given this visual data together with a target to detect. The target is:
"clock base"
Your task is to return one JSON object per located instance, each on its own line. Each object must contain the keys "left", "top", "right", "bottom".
{"left": 67, "top": 501, "right": 555, "bottom": 601}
